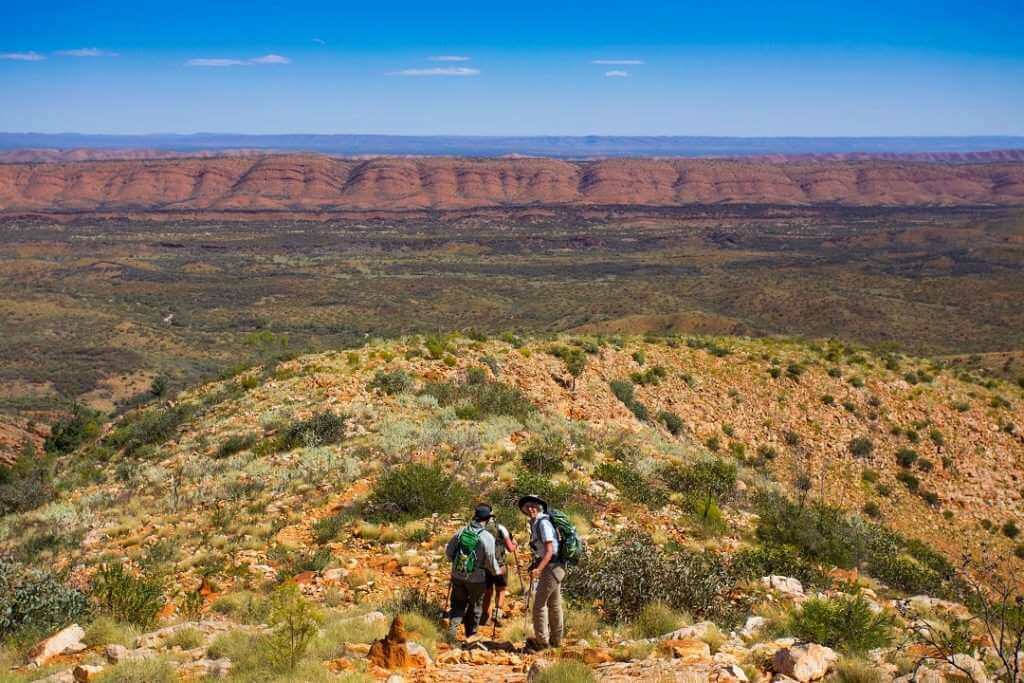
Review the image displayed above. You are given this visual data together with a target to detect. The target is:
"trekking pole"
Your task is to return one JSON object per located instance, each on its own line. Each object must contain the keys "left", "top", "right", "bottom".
{"left": 440, "top": 579, "right": 453, "bottom": 621}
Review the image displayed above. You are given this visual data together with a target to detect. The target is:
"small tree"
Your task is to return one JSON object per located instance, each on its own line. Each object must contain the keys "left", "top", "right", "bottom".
{"left": 901, "top": 548, "right": 1024, "bottom": 682}
{"left": 266, "top": 583, "right": 321, "bottom": 672}
{"left": 665, "top": 458, "right": 737, "bottom": 520}
{"left": 563, "top": 349, "right": 587, "bottom": 391}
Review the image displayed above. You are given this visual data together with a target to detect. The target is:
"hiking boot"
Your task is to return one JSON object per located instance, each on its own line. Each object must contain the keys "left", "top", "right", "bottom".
{"left": 493, "top": 609, "right": 504, "bottom": 627}
{"left": 525, "top": 636, "right": 548, "bottom": 652}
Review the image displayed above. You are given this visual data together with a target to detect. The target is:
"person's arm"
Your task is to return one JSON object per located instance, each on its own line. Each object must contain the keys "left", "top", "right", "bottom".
{"left": 500, "top": 525, "right": 517, "bottom": 553}
{"left": 445, "top": 533, "right": 458, "bottom": 562}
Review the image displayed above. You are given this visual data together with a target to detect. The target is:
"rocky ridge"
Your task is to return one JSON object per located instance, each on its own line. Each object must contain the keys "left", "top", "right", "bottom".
{"left": 1, "top": 155, "right": 1024, "bottom": 212}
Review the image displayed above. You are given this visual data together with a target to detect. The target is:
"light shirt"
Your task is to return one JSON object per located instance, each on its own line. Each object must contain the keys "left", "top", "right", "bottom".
{"left": 529, "top": 514, "right": 559, "bottom": 562}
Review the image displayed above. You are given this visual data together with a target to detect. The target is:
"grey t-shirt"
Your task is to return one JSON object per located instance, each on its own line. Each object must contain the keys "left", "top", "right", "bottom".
{"left": 445, "top": 520, "right": 500, "bottom": 583}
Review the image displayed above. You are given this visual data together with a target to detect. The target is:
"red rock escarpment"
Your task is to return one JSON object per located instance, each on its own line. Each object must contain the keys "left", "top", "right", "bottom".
{"left": 1, "top": 155, "right": 1023, "bottom": 211}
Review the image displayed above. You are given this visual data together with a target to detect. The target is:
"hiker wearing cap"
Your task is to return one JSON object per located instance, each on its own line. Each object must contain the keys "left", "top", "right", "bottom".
{"left": 480, "top": 515, "right": 517, "bottom": 628}
{"left": 444, "top": 503, "right": 502, "bottom": 640}
{"left": 519, "top": 494, "right": 565, "bottom": 651}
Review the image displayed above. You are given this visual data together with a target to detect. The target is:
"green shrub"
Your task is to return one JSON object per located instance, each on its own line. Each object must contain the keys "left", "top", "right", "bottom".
{"left": 104, "top": 404, "right": 194, "bottom": 457}
{"left": 630, "top": 366, "right": 667, "bottom": 386}
{"left": 44, "top": 404, "right": 103, "bottom": 455}
{"left": 833, "top": 657, "right": 885, "bottom": 683}
{"left": 755, "top": 493, "right": 863, "bottom": 569}
{"left": 917, "top": 458, "right": 934, "bottom": 473}
{"left": 0, "top": 561, "right": 91, "bottom": 641}
{"left": 368, "top": 370, "right": 414, "bottom": 395}
{"left": 520, "top": 432, "right": 566, "bottom": 475}
{"left": 863, "top": 501, "right": 881, "bottom": 518}
{"left": 369, "top": 464, "right": 467, "bottom": 521}
{"left": 312, "top": 513, "right": 347, "bottom": 544}
{"left": 534, "top": 660, "right": 596, "bottom": 683}
{"left": 90, "top": 563, "right": 165, "bottom": 628}
{"left": 419, "top": 380, "right": 535, "bottom": 421}
{"left": 550, "top": 346, "right": 587, "bottom": 389}
{"left": 0, "top": 447, "right": 57, "bottom": 516}
{"left": 566, "top": 530, "right": 734, "bottom": 623}
{"left": 849, "top": 437, "right": 873, "bottom": 458}
{"left": 608, "top": 379, "right": 649, "bottom": 421}
{"left": 275, "top": 412, "right": 347, "bottom": 452}
{"left": 821, "top": 394, "right": 836, "bottom": 406}
{"left": 632, "top": 602, "right": 687, "bottom": 638}
{"left": 732, "top": 544, "right": 826, "bottom": 589}
{"left": 897, "top": 470, "right": 920, "bottom": 492}
{"left": 663, "top": 458, "right": 736, "bottom": 520}
{"left": 861, "top": 469, "right": 879, "bottom": 484}
{"left": 784, "top": 593, "right": 895, "bottom": 654}
{"left": 756, "top": 445, "right": 778, "bottom": 462}
{"left": 896, "top": 448, "right": 918, "bottom": 468}
{"left": 165, "top": 626, "right": 204, "bottom": 649}
{"left": 215, "top": 432, "right": 258, "bottom": 459}
{"left": 263, "top": 583, "right": 322, "bottom": 672}
{"left": 1003, "top": 521, "right": 1021, "bottom": 539}
{"left": 94, "top": 657, "right": 178, "bottom": 683}
{"left": 210, "top": 591, "right": 271, "bottom": 624}
{"left": 504, "top": 470, "right": 576, "bottom": 514}
{"left": 657, "top": 411, "right": 684, "bottom": 436}
{"left": 595, "top": 462, "right": 667, "bottom": 507}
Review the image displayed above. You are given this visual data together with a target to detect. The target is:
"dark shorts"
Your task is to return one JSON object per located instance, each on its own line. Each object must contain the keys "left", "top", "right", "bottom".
{"left": 486, "top": 572, "right": 508, "bottom": 589}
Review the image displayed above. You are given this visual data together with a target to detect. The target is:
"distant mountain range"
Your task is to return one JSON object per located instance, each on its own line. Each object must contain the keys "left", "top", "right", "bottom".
{"left": 1, "top": 133, "right": 1023, "bottom": 158}
{"left": 2, "top": 155, "right": 1022, "bottom": 212}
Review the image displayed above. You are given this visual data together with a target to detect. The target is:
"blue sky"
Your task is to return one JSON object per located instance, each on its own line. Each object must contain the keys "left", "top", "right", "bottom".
{"left": 1, "top": 0, "right": 1022, "bottom": 136}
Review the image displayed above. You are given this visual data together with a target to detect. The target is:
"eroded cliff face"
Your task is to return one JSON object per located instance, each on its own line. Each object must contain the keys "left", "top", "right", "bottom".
{"left": 1, "top": 155, "right": 1023, "bottom": 211}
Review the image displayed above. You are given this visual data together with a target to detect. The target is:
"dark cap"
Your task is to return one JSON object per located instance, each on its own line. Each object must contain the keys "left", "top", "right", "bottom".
{"left": 473, "top": 504, "right": 494, "bottom": 521}
{"left": 517, "top": 494, "right": 548, "bottom": 513}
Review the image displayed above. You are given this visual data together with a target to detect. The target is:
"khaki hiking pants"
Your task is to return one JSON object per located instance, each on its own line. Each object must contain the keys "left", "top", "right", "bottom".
{"left": 532, "top": 564, "right": 565, "bottom": 647}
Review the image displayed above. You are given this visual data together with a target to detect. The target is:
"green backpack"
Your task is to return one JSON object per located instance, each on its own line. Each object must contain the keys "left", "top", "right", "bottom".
{"left": 453, "top": 526, "right": 482, "bottom": 574}
{"left": 548, "top": 509, "right": 583, "bottom": 564}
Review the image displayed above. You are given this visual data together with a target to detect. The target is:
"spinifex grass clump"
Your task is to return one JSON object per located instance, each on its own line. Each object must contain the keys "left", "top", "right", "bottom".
{"left": 419, "top": 379, "right": 535, "bottom": 421}
{"left": 368, "top": 463, "right": 468, "bottom": 521}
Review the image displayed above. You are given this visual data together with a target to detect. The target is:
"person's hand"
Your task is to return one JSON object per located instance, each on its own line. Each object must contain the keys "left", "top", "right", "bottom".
{"left": 496, "top": 567, "right": 504, "bottom": 575}
{"left": 530, "top": 567, "right": 541, "bottom": 580}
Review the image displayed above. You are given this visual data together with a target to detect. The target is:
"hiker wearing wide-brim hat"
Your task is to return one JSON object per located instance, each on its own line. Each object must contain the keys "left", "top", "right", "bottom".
{"left": 444, "top": 504, "right": 502, "bottom": 641}
{"left": 517, "top": 494, "right": 548, "bottom": 513}
{"left": 519, "top": 494, "right": 564, "bottom": 651}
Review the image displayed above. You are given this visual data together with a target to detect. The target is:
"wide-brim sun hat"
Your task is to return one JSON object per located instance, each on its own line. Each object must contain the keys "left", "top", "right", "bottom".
{"left": 473, "top": 504, "right": 494, "bottom": 521}
{"left": 517, "top": 494, "right": 548, "bottom": 512}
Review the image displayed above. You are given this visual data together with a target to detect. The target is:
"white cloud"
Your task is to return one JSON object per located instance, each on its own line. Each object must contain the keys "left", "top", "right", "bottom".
{"left": 428, "top": 55, "right": 470, "bottom": 62}
{"left": 186, "top": 54, "right": 291, "bottom": 67}
{"left": 592, "top": 59, "right": 644, "bottom": 65}
{"left": 0, "top": 51, "right": 45, "bottom": 61}
{"left": 312, "top": 38, "right": 326, "bottom": 45}
{"left": 249, "top": 54, "right": 291, "bottom": 64}
{"left": 56, "top": 48, "right": 119, "bottom": 57}
{"left": 604, "top": 70, "right": 630, "bottom": 77}
{"left": 187, "top": 58, "right": 247, "bottom": 67}
{"left": 391, "top": 67, "right": 480, "bottom": 77}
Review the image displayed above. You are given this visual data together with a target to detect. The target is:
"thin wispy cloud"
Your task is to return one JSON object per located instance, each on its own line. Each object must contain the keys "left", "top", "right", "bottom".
{"left": 0, "top": 51, "right": 45, "bottom": 61}
{"left": 391, "top": 66, "right": 480, "bottom": 77}
{"left": 249, "top": 54, "right": 291, "bottom": 64}
{"left": 186, "top": 54, "right": 291, "bottom": 67}
{"left": 604, "top": 70, "right": 630, "bottom": 77}
{"left": 56, "top": 48, "right": 119, "bottom": 57}
{"left": 428, "top": 55, "right": 470, "bottom": 62}
{"left": 592, "top": 59, "right": 644, "bottom": 65}
{"left": 312, "top": 38, "right": 326, "bottom": 45}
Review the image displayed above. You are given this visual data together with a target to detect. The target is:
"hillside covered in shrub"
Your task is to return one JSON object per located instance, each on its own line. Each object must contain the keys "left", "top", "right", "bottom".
{"left": 1, "top": 332, "right": 1023, "bottom": 682}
